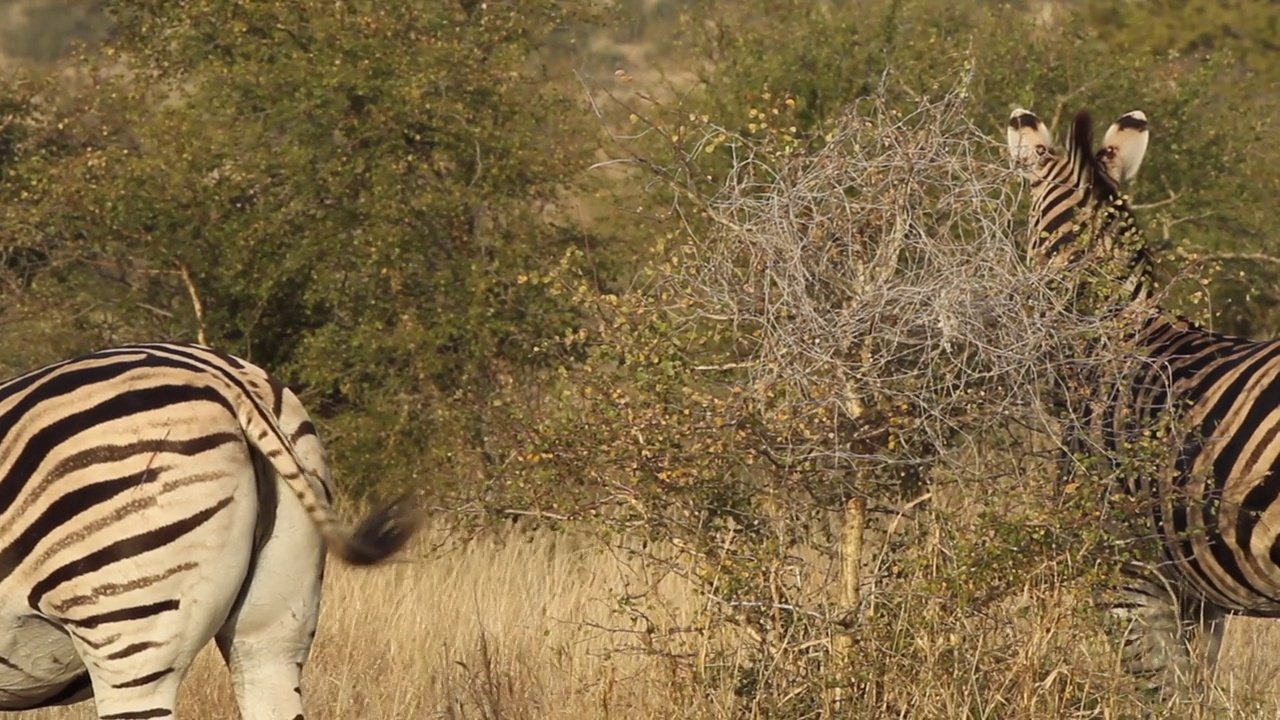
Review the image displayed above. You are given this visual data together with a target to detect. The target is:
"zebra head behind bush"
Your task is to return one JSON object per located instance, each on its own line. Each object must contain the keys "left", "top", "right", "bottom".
{"left": 0, "top": 342, "right": 418, "bottom": 718}
{"left": 1008, "top": 106, "right": 1280, "bottom": 697}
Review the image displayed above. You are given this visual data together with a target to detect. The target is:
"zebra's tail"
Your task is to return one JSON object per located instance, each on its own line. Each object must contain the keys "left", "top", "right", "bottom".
{"left": 223, "top": 375, "right": 420, "bottom": 566}
{"left": 331, "top": 493, "right": 420, "bottom": 566}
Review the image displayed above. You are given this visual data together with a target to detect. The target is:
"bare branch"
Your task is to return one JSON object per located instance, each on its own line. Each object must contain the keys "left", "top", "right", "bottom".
{"left": 1202, "top": 252, "right": 1280, "bottom": 268}
{"left": 176, "top": 261, "right": 208, "bottom": 346}
{"left": 1130, "top": 189, "right": 1180, "bottom": 210}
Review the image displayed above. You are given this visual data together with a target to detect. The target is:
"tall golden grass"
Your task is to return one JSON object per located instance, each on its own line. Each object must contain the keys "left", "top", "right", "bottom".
{"left": 0, "top": 522, "right": 735, "bottom": 720}
{"left": 5, "top": 520, "right": 1280, "bottom": 719}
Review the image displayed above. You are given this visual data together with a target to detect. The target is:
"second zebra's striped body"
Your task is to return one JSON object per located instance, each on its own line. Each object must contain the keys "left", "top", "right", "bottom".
{"left": 0, "top": 342, "right": 416, "bottom": 718}
{"left": 1008, "top": 107, "right": 1280, "bottom": 692}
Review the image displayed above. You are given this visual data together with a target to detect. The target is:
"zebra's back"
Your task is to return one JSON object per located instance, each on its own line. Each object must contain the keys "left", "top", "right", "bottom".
{"left": 1124, "top": 321, "right": 1280, "bottom": 616}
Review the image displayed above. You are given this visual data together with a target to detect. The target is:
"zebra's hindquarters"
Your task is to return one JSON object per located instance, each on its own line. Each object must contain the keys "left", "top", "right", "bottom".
{"left": 0, "top": 342, "right": 413, "bottom": 719}
{"left": 25, "top": 397, "right": 266, "bottom": 718}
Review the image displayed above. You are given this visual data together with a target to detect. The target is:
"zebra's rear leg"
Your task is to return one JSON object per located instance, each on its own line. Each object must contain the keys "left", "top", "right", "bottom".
{"left": 216, "top": 468, "right": 326, "bottom": 720}
{"left": 216, "top": 631, "right": 312, "bottom": 720}
{"left": 1108, "top": 563, "right": 1194, "bottom": 695}
{"left": 78, "top": 651, "right": 185, "bottom": 720}
{"left": 1108, "top": 563, "right": 1222, "bottom": 699}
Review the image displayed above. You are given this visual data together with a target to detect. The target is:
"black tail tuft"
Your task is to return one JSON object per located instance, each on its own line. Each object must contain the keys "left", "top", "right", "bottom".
{"left": 339, "top": 494, "right": 421, "bottom": 566}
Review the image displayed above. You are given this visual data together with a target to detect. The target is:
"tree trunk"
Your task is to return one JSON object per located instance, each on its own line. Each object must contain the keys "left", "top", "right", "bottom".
{"left": 826, "top": 495, "right": 865, "bottom": 715}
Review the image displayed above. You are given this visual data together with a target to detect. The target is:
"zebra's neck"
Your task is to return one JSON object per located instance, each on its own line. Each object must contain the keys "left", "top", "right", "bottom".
{"left": 1118, "top": 242, "right": 1155, "bottom": 310}
{"left": 1029, "top": 183, "right": 1156, "bottom": 315}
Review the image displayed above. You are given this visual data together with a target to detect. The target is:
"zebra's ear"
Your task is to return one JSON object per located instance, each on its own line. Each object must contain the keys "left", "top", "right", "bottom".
{"left": 1098, "top": 110, "right": 1148, "bottom": 185}
{"left": 1007, "top": 108, "right": 1054, "bottom": 177}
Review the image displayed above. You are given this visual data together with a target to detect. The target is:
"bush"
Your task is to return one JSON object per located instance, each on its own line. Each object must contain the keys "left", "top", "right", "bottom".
{"left": 0, "top": 0, "right": 616, "bottom": 499}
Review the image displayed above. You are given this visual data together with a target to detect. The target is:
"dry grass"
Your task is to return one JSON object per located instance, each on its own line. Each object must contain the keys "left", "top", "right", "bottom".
{"left": 0, "top": 521, "right": 735, "bottom": 720}
{"left": 6, "top": 519, "right": 1280, "bottom": 719}
{"left": 1213, "top": 618, "right": 1280, "bottom": 716}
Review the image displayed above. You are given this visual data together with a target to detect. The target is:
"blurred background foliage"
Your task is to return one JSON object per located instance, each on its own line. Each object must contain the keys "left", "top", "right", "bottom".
{"left": 0, "top": 0, "right": 1276, "bottom": 509}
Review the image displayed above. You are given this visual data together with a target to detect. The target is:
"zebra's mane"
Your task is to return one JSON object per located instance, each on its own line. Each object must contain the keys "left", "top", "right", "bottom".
{"left": 1066, "top": 109, "right": 1124, "bottom": 206}
{"left": 1062, "top": 108, "right": 1156, "bottom": 309}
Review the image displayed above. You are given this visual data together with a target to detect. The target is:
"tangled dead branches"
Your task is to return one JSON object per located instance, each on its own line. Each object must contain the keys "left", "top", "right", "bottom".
{"left": 655, "top": 79, "right": 1128, "bottom": 480}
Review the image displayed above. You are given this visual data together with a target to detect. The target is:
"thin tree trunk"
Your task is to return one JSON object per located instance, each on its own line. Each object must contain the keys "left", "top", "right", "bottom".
{"left": 826, "top": 495, "right": 865, "bottom": 716}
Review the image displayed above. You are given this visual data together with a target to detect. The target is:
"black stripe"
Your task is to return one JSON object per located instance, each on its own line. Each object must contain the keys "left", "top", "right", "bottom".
{"left": 1268, "top": 533, "right": 1280, "bottom": 577}
{"left": 289, "top": 421, "right": 316, "bottom": 445}
{"left": 29, "top": 495, "right": 234, "bottom": 608}
{"left": 1244, "top": 418, "right": 1280, "bottom": 482}
{"left": 1130, "top": 363, "right": 1174, "bottom": 427}
{"left": 178, "top": 343, "right": 247, "bottom": 370}
{"left": 1040, "top": 212, "right": 1075, "bottom": 248}
{"left": 100, "top": 710, "right": 173, "bottom": 719}
{"left": 268, "top": 375, "right": 286, "bottom": 417}
{"left": 0, "top": 358, "right": 79, "bottom": 405}
{"left": 0, "top": 346, "right": 152, "bottom": 404}
{"left": 1116, "top": 114, "right": 1148, "bottom": 131}
{"left": 65, "top": 599, "right": 180, "bottom": 629}
{"left": 1100, "top": 377, "right": 1124, "bottom": 453}
{"left": 47, "top": 432, "right": 240, "bottom": 488}
{"left": 1009, "top": 111, "right": 1040, "bottom": 130}
{"left": 0, "top": 382, "right": 234, "bottom": 520}
{"left": 0, "top": 465, "right": 168, "bottom": 584}
{"left": 112, "top": 667, "right": 173, "bottom": 689}
{"left": 0, "top": 352, "right": 191, "bottom": 431}
{"left": 107, "top": 641, "right": 162, "bottom": 660}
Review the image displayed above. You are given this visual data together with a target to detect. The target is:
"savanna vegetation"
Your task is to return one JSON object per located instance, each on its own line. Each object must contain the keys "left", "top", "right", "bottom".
{"left": 3, "top": 0, "right": 1280, "bottom": 717}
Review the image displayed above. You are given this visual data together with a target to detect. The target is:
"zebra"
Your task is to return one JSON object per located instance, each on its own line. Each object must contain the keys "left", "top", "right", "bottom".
{"left": 1007, "top": 106, "right": 1280, "bottom": 695}
{"left": 0, "top": 341, "right": 418, "bottom": 718}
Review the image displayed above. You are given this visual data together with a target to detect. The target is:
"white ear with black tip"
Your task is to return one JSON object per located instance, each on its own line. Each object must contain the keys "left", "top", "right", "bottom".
{"left": 1007, "top": 108, "right": 1055, "bottom": 178}
{"left": 1098, "top": 110, "right": 1149, "bottom": 185}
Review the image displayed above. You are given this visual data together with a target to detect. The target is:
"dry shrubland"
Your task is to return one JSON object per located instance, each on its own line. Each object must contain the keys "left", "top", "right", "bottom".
{"left": 0, "top": 523, "right": 729, "bottom": 720}
{"left": 5, "top": 4, "right": 1280, "bottom": 717}
{"left": 3, "top": 521, "right": 1280, "bottom": 719}
{"left": 522, "top": 74, "right": 1280, "bottom": 718}
{"left": 0, "top": 78, "right": 1272, "bottom": 719}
